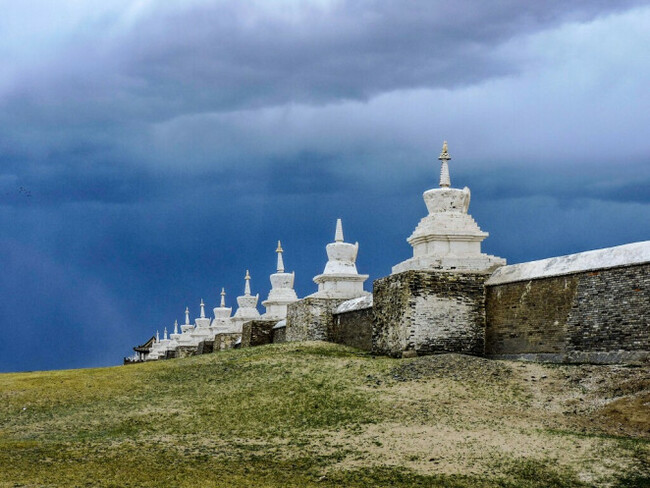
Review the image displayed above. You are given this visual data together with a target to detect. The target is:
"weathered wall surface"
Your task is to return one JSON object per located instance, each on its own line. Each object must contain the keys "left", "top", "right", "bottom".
{"left": 214, "top": 333, "right": 241, "bottom": 351}
{"left": 272, "top": 325, "right": 286, "bottom": 344}
{"left": 241, "top": 320, "right": 279, "bottom": 348}
{"left": 286, "top": 297, "right": 347, "bottom": 342}
{"left": 331, "top": 307, "right": 373, "bottom": 351}
{"left": 486, "top": 263, "right": 650, "bottom": 363}
{"left": 197, "top": 340, "right": 213, "bottom": 354}
{"left": 373, "top": 271, "right": 488, "bottom": 357}
{"left": 485, "top": 275, "right": 578, "bottom": 356}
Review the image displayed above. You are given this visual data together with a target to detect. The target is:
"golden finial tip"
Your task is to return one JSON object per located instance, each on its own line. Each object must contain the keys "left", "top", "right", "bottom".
{"left": 438, "top": 140, "right": 451, "bottom": 161}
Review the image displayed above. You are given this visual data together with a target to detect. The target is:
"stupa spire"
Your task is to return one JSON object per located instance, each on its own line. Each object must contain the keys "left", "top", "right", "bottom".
{"left": 200, "top": 299, "right": 206, "bottom": 318}
{"left": 244, "top": 270, "right": 251, "bottom": 296}
{"left": 174, "top": 320, "right": 178, "bottom": 335}
{"left": 164, "top": 327, "right": 168, "bottom": 340}
{"left": 335, "top": 218, "right": 344, "bottom": 242}
{"left": 439, "top": 140, "right": 451, "bottom": 188}
{"left": 156, "top": 330, "right": 160, "bottom": 342}
{"left": 220, "top": 288, "right": 226, "bottom": 307}
{"left": 184, "top": 307, "right": 190, "bottom": 325}
{"left": 276, "top": 240, "right": 285, "bottom": 272}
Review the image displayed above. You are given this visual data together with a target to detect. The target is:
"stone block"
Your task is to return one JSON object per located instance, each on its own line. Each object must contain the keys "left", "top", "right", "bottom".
{"left": 272, "top": 324, "right": 286, "bottom": 343}
{"left": 331, "top": 307, "right": 373, "bottom": 351}
{"left": 214, "top": 333, "right": 241, "bottom": 351}
{"left": 373, "top": 270, "right": 488, "bottom": 357}
{"left": 286, "top": 297, "right": 348, "bottom": 342}
{"left": 485, "top": 262, "right": 650, "bottom": 363}
{"left": 241, "top": 319, "right": 280, "bottom": 348}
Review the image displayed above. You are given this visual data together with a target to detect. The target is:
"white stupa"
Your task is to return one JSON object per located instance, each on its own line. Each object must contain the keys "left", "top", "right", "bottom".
{"left": 392, "top": 141, "right": 506, "bottom": 274}
{"left": 262, "top": 241, "right": 299, "bottom": 320}
{"left": 210, "top": 288, "right": 233, "bottom": 334}
{"left": 167, "top": 320, "right": 181, "bottom": 351}
{"left": 190, "top": 298, "right": 213, "bottom": 343}
{"left": 231, "top": 270, "right": 261, "bottom": 332}
{"left": 309, "top": 219, "right": 369, "bottom": 299}
{"left": 176, "top": 306, "right": 196, "bottom": 346}
{"left": 149, "top": 328, "right": 171, "bottom": 359}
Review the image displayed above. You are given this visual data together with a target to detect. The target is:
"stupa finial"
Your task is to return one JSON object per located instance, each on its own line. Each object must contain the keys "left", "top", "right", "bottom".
{"left": 220, "top": 288, "right": 226, "bottom": 307}
{"left": 200, "top": 298, "right": 205, "bottom": 318}
{"left": 164, "top": 327, "right": 168, "bottom": 340}
{"left": 174, "top": 320, "right": 178, "bottom": 335}
{"left": 335, "top": 218, "right": 344, "bottom": 242}
{"left": 244, "top": 270, "right": 251, "bottom": 296}
{"left": 438, "top": 140, "right": 451, "bottom": 188}
{"left": 184, "top": 306, "right": 190, "bottom": 325}
{"left": 276, "top": 240, "right": 285, "bottom": 272}
{"left": 156, "top": 330, "right": 160, "bottom": 342}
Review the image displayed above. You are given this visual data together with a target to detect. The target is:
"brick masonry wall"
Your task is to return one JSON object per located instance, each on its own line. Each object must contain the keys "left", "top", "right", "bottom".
{"left": 373, "top": 271, "right": 488, "bottom": 357}
{"left": 214, "top": 333, "right": 241, "bottom": 351}
{"left": 331, "top": 307, "right": 373, "bottom": 351}
{"left": 176, "top": 346, "right": 198, "bottom": 359}
{"left": 241, "top": 320, "right": 279, "bottom": 348}
{"left": 286, "top": 297, "right": 347, "bottom": 342}
{"left": 486, "top": 263, "right": 650, "bottom": 362}
{"left": 272, "top": 326, "right": 286, "bottom": 343}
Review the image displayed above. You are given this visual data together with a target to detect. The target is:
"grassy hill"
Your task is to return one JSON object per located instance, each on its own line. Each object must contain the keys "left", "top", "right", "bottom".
{"left": 0, "top": 342, "right": 648, "bottom": 487}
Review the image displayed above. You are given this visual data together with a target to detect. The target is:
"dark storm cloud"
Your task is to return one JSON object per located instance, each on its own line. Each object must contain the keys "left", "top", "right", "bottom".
{"left": 4, "top": 0, "right": 645, "bottom": 123}
{"left": 459, "top": 163, "right": 650, "bottom": 206}
{"left": 1, "top": 1, "right": 649, "bottom": 372}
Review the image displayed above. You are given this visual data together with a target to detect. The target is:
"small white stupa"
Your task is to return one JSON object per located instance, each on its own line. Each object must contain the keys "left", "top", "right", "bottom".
{"left": 392, "top": 141, "right": 505, "bottom": 274}
{"left": 262, "top": 241, "right": 299, "bottom": 320}
{"left": 210, "top": 288, "right": 233, "bottom": 334}
{"left": 167, "top": 320, "right": 181, "bottom": 351}
{"left": 176, "top": 307, "right": 196, "bottom": 346}
{"left": 231, "top": 270, "right": 261, "bottom": 332}
{"left": 309, "top": 219, "right": 369, "bottom": 299}
{"left": 150, "top": 327, "right": 171, "bottom": 359}
{"left": 191, "top": 298, "right": 213, "bottom": 344}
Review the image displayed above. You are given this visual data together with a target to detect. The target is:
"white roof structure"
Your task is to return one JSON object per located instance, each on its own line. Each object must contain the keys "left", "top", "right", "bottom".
{"left": 487, "top": 241, "right": 650, "bottom": 285}
{"left": 335, "top": 295, "right": 373, "bottom": 314}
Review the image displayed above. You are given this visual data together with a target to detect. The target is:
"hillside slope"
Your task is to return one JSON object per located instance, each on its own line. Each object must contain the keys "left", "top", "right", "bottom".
{"left": 0, "top": 342, "right": 648, "bottom": 487}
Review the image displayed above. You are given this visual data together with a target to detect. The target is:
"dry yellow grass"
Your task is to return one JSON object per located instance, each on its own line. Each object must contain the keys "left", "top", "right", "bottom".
{"left": 0, "top": 342, "right": 647, "bottom": 487}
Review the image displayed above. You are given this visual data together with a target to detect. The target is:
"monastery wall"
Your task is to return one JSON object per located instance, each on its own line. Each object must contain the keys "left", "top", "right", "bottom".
{"left": 286, "top": 297, "right": 348, "bottom": 342}
{"left": 241, "top": 319, "right": 279, "bottom": 348}
{"left": 485, "top": 243, "right": 650, "bottom": 363}
{"left": 373, "top": 271, "right": 488, "bottom": 358}
{"left": 330, "top": 296, "right": 374, "bottom": 351}
{"left": 214, "top": 333, "right": 241, "bottom": 352}
{"left": 272, "top": 323, "right": 286, "bottom": 343}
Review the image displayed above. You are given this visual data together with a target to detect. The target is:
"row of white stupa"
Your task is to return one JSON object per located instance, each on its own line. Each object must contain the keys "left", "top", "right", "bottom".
{"left": 143, "top": 218, "right": 369, "bottom": 360}
{"left": 139, "top": 141, "right": 507, "bottom": 361}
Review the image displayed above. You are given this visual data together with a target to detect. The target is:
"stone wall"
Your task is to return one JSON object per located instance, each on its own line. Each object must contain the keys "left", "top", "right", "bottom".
{"left": 214, "top": 333, "right": 241, "bottom": 351}
{"left": 175, "top": 346, "right": 198, "bottom": 359}
{"left": 373, "top": 270, "right": 489, "bottom": 357}
{"left": 241, "top": 319, "right": 279, "bottom": 348}
{"left": 197, "top": 340, "right": 214, "bottom": 354}
{"left": 286, "top": 297, "right": 347, "bottom": 342}
{"left": 486, "top": 263, "right": 650, "bottom": 363}
{"left": 272, "top": 325, "right": 286, "bottom": 343}
{"left": 331, "top": 307, "right": 373, "bottom": 351}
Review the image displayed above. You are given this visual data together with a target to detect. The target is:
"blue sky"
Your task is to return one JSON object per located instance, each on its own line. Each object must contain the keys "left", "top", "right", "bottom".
{"left": 1, "top": 0, "right": 649, "bottom": 372}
